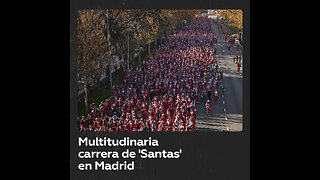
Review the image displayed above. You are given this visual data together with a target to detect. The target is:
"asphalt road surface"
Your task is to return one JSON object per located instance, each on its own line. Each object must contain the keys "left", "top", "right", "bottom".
{"left": 195, "top": 17, "right": 243, "bottom": 131}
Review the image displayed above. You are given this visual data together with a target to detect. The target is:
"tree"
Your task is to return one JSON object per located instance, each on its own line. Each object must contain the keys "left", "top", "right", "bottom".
{"left": 77, "top": 9, "right": 108, "bottom": 114}
{"left": 157, "top": 10, "right": 202, "bottom": 38}
{"left": 215, "top": 9, "right": 243, "bottom": 32}
{"left": 106, "top": 9, "right": 164, "bottom": 65}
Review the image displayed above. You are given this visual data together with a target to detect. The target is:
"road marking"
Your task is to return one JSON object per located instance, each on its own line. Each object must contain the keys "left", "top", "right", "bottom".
{"left": 223, "top": 100, "right": 225, "bottom": 104}
{"left": 225, "top": 116, "right": 227, "bottom": 120}
{"left": 226, "top": 126, "right": 229, "bottom": 131}
{"left": 224, "top": 108, "right": 226, "bottom": 112}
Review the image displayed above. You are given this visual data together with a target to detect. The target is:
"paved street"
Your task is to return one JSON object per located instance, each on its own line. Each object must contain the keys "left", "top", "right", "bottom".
{"left": 195, "top": 17, "right": 243, "bottom": 131}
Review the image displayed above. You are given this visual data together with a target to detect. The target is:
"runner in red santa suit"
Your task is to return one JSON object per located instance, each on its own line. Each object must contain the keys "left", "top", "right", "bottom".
{"left": 173, "top": 117, "right": 179, "bottom": 131}
{"left": 95, "top": 124, "right": 102, "bottom": 132}
{"left": 157, "top": 121, "right": 166, "bottom": 131}
{"left": 89, "top": 109, "right": 97, "bottom": 124}
{"left": 105, "top": 99, "right": 110, "bottom": 118}
{"left": 88, "top": 125, "right": 93, "bottom": 132}
{"left": 99, "top": 117, "right": 105, "bottom": 127}
{"left": 159, "top": 113, "right": 165, "bottom": 125}
{"left": 100, "top": 125, "right": 105, "bottom": 132}
{"left": 191, "top": 115, "right": 196, "bottom": 131}
{"left": 151, "top": 122, "right": 158, "bottom": 132}
{"left": 124, "top": 112, "right": 130, "bottom": 125}
{"left": 206, "top": 100, "right": 212, "bottom": 116}
{"left": 143, "top": 102, "right": 149, "bottom": 119}
{"left": 131, "top": 110, "right": 137, "bottom": 122}
{"left": 80, "top": 116, "right": 86, "bottom": 130}
{"left": 185, "top": 115, "right": 193, "bottom": 131}
{"left": 138, "top": 118, "right": 146, "bottom": 131}
{"left": 165, "top": 107, "right": 171, "bottom": 120}
{"left": 146, "top": 116, "right": 153, "bottom": 131}
{"left": 93, "top": 117, "right": 99, "bottom": 130}
{"left": 99, "top": 102, "right": 105, "bottom": 117}
{"left": 126, "top": 120, "right": 134, "bottom": 132}
{"left": 214, "top": 89, "right": 218, "bottom": 102}
{"left": 132, "top": 119, "right": 139, "bottom": 131}
{"left": 237, "top": 62, "right": 241, "bottom": 73}
{"left": 165, "top": 118, "right": 173, "bottom": 131}
{"left": 220, "top": 69, "right": 223, "bottom": 79}
{"left": 179, "top": 124, "right": 186, "bottom": 132}
{"left": 179, "top": 117, "right": 186, "bottom": 129}
{"left": 110, "top": 116, "right": 118, "bottom": 132}
{"left": 116, "top": 122, "right": 124, "bottom": 132}
{"left": 194, "top": 87, "right": 199, "bottom": 103}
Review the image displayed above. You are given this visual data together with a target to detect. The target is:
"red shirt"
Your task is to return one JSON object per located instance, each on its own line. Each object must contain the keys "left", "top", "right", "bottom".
{"left": 116, "top": 125, "right": 124, "bottom": 132}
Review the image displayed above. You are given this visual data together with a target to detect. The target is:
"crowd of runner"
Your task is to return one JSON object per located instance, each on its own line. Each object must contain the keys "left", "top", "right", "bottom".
{"left": 77, "top": 17, "right": 224, "bottom": 132}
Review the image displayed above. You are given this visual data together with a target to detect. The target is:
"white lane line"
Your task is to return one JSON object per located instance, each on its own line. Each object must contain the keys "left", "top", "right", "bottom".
{"left": 225, "top": 116, "right": 227, "bottom": 120}
{"left": 224, "top": 108, "right": 226, "bottom": 112}
{"left": 223, "top": 100, "right": 225, "bottom": 104}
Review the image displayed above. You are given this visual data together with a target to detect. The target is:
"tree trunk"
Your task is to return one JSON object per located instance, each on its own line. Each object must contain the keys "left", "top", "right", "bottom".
{"left": 127, "top": 35, "right": 130, "bottom": 70}
{"left": 139, "top": 43, "right": 141, "bottom": 64}
{"left": 105, "top": 62, "right": 108, "bottom": 88}
{"left": 106, "top": 10, "right": 112, "bottom": 88}
{"left": 97, "top": 64, "right": 101, "bottom": 88}
{"left": 84, "top": 76, "right": 89, "bottom": 115}
{"left": 155, "top": 34, "right": 157, "bottom": 50}
{"left": 109, "top": 64, "right": 112, "bottom": 89}
{"left": 106, "top": 10, "right": 110, "bottom": 42}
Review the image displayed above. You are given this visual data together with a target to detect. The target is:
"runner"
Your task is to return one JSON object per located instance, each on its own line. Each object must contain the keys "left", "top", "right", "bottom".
{"left": 214, "top": 89, "right": 218, "bottom": 102}
{"left": 237, "top": 62, "right": 241, "bottom": 73}
{"left": 205, "top": 100, "right": 212, "bottom": 116}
